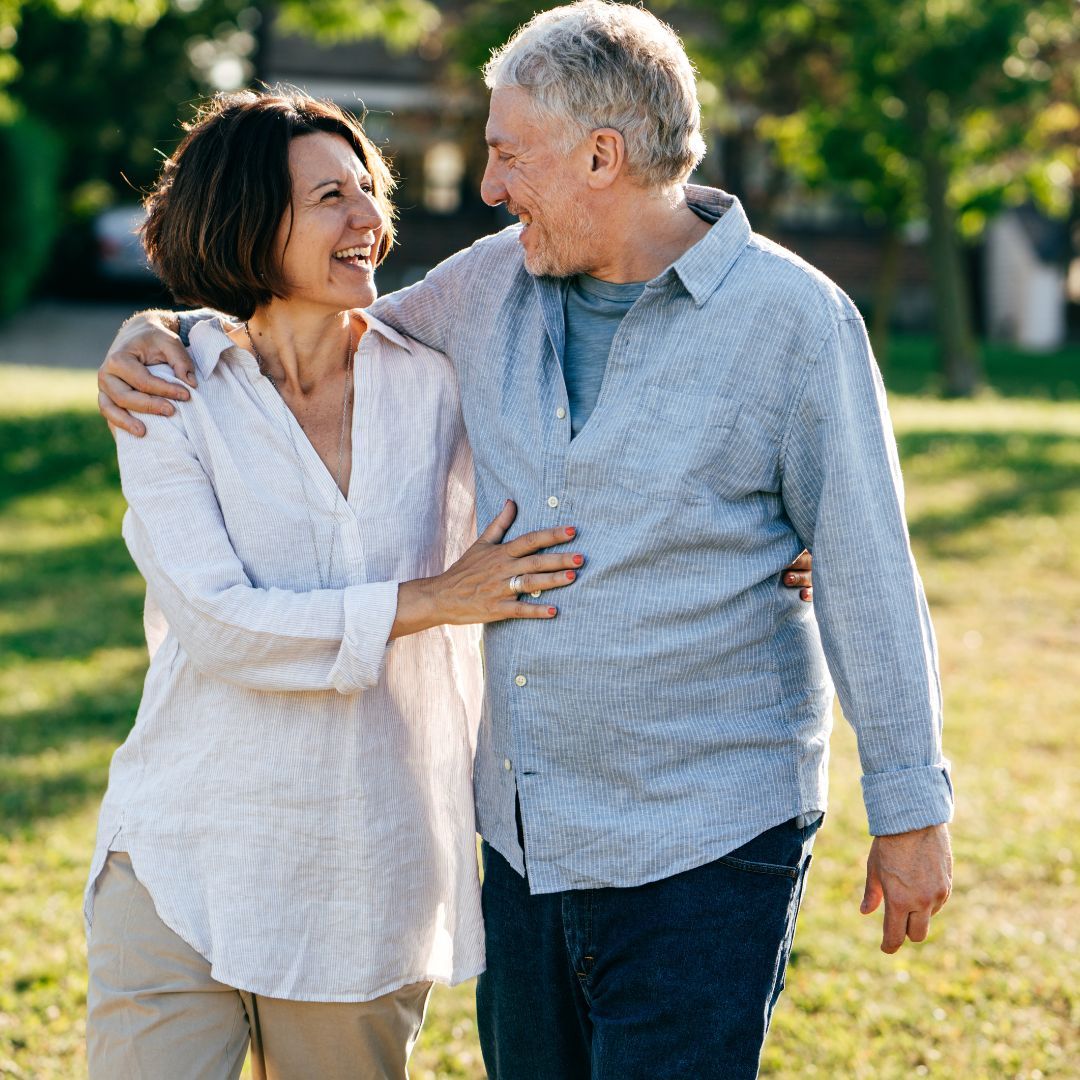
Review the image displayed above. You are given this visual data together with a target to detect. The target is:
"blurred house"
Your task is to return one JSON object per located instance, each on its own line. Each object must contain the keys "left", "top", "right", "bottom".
{"left": 984, "top": 205, "right": 1070, "bottom": 352}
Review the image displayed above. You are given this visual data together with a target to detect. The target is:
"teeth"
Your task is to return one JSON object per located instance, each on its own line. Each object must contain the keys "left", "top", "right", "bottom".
{"left": 333, "top": 246, "right": 372, "bottom": 260}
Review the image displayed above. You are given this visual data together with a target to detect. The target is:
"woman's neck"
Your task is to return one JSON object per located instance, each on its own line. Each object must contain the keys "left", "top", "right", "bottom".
{"left": 237, "top": 304, "right": 363, "bottom": 397}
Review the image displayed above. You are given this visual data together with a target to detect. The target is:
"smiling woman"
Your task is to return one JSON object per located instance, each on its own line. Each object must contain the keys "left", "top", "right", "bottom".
{"left": 82, "top": 88, "right": 584, "bottom": 1080}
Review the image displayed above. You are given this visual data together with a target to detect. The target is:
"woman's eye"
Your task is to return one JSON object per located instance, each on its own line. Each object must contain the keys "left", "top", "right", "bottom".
{"left": 322, "top": 190, "right": 342, "bottom": 200}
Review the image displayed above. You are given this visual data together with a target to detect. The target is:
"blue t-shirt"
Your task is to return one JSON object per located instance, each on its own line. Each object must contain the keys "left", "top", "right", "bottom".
{"left": 562, "top": 274, "right": 647, "bottom": 438}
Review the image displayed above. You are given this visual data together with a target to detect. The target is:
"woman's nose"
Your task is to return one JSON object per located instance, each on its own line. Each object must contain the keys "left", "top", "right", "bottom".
{"left": 350, "top": 193, "right": 383, "bottom": 229}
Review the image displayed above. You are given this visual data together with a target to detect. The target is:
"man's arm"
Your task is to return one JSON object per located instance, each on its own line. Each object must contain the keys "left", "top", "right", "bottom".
{"left": 781, "top": 313, "right": 953, "bottom": 952}
{"left": 95, "top": 229, "right": 500, "bottom": 432}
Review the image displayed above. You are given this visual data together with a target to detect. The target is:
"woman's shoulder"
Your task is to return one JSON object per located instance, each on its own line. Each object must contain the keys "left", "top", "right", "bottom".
{"left": 357, "top": 310, "right": 452, "bottom": 370}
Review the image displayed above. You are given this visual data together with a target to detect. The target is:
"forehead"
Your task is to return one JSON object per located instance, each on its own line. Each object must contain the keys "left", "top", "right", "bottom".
{"left": 485, "top": 87, "right": 554, "bottom": 148}
{"left": 288, "top": 130, "right": 369, "bottom": 183}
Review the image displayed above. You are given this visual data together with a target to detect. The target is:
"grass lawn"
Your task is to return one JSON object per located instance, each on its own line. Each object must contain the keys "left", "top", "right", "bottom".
{"left": 1, "top": 358, "right": 1078, "bottom": 1078}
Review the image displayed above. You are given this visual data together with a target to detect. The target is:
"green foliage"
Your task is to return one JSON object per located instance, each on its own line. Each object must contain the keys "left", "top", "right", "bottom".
{"left": 0, "top": 114, "right": 62, "bottom": 318}
{"left": 275, "top": 0, "right": 439, "bottom": 50}
{"left": 0, "top": 0, "right": 446, "bottom": 307}
{"left": 1, "top": 362, "right": 1079, "bottom": 1076}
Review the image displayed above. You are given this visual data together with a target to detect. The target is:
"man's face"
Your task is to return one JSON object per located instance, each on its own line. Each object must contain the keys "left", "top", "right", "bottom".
{"left": 481, "top": 87, "right": 599, "bottom": 278}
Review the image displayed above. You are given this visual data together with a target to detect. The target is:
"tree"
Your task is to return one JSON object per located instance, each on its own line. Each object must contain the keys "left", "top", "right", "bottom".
{"left": 0, "top": 0, "right": 438, "bottom": 309}
{"left": 687, "top": 0, "right": 1080, "bottom": 395}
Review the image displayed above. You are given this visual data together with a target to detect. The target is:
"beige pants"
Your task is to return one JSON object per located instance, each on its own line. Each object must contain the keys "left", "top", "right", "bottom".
{"left": 87, "top": 852, "right": 432, "bottom": 1080}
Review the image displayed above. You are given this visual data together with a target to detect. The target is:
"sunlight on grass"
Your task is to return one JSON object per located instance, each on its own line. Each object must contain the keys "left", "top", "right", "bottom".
{"left": 2, "top": 364, "right": 1078, "bottom": 1078}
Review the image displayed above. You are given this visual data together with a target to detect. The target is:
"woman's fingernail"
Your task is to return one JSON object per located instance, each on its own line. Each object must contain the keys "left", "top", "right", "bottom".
{"left": 566, "top": 570, "right": 576, "bottom": 581}
{"left": 786, "top": 575, "right": 796, "bottom": 584}
{"left": 565, "top": 527, "right": 576, "bottom": 538}
{"left": 548, "top": 607, "right": 558, "bottom": 616}
{"left": 572, "top": 554, "right": 584, "bottom": 566}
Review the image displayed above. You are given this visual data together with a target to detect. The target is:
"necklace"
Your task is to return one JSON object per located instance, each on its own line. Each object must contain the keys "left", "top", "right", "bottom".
{"left": 245, "top": 320, "right": 354, "bottom": 589}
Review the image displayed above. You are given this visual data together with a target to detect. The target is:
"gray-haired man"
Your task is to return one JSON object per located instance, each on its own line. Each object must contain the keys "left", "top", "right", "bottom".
{"left": 99, "top": 3, "right": 953, "bottom": 1076}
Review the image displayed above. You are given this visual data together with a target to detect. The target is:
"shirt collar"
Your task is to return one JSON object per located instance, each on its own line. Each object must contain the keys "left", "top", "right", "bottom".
{"left": 664, "top": 185, "right": 751, "bottom": 307}
{"left": 188, "top": 308, "right": 415, "bottom": 380}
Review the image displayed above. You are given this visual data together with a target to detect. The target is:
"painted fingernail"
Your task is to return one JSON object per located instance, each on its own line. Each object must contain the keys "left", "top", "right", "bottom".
{"left": 565, "top": 527, "right": 577, "bottom": 538}
{"left": 566, "top": 570, "right": 576, "bottom": 581}
{"left": 548, "top": 607, "right": 558, "bottom": 616}
{"left": 572, "top": 554, "right": 584, "bottom": 566}
{"left": 786, "top": 575, "right": 796, "bottom": 584}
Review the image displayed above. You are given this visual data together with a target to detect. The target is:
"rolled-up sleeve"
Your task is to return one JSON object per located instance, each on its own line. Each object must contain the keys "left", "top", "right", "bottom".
{"left": 781, "top": 315, "right": 953, "bottom": 835}
{"left": 118, "top": 407, "right": 398, "bottom": 695}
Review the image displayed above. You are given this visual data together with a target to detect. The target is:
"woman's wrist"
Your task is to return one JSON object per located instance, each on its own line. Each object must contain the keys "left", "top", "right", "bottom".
{"left": 389, "top": 576, "right": 442, "bottom": 639}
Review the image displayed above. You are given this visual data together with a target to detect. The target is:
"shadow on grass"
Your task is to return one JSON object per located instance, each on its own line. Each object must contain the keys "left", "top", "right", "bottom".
{"left": 898, "top": 429, "right": 1078, "bottom": 558}
{"left": 884, "top": 337, "right": 1080, "bottom": 400}
{"left": 0, "top": 674, "right": 139, "bottom": 836}
{"left": 0, "top": 534, "right": 145, "bottom": 661}
{"left": 0, "top": 410, "right": 119, "bottom": 511}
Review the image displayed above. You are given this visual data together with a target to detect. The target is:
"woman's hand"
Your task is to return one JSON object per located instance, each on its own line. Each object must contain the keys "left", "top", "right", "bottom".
{"left": 392, "top": 501, "right": 582, "bottom": 637}
{"left": 97, "top": 311, "right": 197, "bottom": 436}
{"left": 783, "top": 549, "right": 813, "bottom": 602}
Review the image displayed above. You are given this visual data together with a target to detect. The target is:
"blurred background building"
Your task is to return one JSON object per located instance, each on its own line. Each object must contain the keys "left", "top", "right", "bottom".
{"left": 1, "top": 0, "right": 1077, "bottom": 391}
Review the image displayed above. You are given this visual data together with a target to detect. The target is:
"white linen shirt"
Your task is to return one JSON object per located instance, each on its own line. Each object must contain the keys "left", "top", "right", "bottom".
{"left": 84, "top": 314, "right": 486, "bottom": 1002}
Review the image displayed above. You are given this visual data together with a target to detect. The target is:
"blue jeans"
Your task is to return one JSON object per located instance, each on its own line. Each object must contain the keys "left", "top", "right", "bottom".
{"left": 476, "top": 816, "right": 820, "bottom": 1080}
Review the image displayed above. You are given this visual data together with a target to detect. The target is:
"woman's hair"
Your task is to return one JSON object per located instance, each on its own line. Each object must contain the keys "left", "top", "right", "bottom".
{"left": 143, "top": 87, "right": 396, "bottom": 320}
{"left": 483, "top": 1, "right": 706, "bottom": 189}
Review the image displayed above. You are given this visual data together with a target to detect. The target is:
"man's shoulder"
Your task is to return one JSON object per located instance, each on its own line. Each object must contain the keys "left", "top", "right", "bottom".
{"left": 741, "top": 231, "right": 862, "bottom": 327}
{"left": 447, "top": 222, "right": 526, "bottom": 273}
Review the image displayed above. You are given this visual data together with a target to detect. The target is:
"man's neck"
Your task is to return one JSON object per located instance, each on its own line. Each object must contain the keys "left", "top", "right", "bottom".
{"left": 582, "top": 184, "right": 712, "bottom": 284}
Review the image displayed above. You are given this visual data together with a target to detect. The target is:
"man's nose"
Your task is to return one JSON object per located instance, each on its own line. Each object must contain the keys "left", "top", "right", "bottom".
{"left": 480, "top": 164, "right": 506, "bottom": 208}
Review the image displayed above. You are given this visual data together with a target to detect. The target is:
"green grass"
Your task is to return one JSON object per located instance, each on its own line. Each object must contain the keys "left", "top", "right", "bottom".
{"left": 1, "top": 361, "right": 1078, "bottom": 1078}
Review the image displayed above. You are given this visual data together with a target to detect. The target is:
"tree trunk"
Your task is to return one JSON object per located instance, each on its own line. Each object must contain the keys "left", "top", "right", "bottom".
{"left": 921, "top": 144, "right": 983, "bottom": 396}
{"left": 870, "top": 225, "right": 902, "bottom": 374}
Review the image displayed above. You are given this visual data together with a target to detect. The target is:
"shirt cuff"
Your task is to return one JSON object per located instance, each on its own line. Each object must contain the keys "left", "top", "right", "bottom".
{"left": 861, "top": 761, "right": 954, "bottom": 836}
{"left": 329, "top": 581, "right": 400, "bottom": 694}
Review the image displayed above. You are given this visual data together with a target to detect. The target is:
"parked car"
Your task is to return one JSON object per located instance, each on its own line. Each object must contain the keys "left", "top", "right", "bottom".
{"left": 94, "top": 205, "right": 157, "bottom": 283}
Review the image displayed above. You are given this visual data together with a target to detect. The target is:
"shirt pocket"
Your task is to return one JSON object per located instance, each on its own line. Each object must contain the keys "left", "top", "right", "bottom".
{"left": 620, "top": 384, "right": 741, "bottom": 503}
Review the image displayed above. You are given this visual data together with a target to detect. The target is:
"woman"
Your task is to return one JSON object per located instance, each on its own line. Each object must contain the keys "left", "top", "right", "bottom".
{"left": 84, "top": 88, "right": 584, "bottom": 1079}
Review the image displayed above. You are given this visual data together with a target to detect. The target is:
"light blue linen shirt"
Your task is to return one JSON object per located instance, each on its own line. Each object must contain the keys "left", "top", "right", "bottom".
{"left": 369, "top": 185, "right": 952, "bottom": 894}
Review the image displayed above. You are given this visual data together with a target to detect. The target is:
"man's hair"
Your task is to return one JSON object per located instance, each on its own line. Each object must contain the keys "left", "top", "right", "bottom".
{"left": 483, "top": 0, "right": 706, "bottom": 188}
{"left": 142, "top": 87, "right": 396, "bottom": 320}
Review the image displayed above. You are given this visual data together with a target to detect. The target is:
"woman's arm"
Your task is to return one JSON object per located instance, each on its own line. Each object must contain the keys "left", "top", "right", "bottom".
{"left": 119, "top": 389, "right": 582, "bottom": 695}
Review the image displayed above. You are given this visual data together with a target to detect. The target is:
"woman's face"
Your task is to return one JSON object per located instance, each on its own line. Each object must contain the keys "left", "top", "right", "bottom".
{"left": 273, "top": 130, "right": 385, "bottom": 314}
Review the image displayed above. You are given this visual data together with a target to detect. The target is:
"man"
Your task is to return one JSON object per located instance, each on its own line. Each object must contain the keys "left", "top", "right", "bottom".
{"left": 98, "top": 3, "right": 952, "bottom": 1076}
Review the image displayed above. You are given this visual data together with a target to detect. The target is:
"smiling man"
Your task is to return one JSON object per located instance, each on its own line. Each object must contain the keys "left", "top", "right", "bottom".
{"left": 97, "top": 3, "right": 953, "bottom": 1077}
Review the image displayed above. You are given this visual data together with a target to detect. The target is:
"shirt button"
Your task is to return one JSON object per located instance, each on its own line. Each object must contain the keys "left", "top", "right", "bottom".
{"left": 514, "top": 674, "right": 527, "bottom": 687}
{"left": 547, "top": 496, "right": 559, "bottom": 508}
{"left": 503, "top": 758, "right": 512, "bottom": 771}
{"left": 556, "top": 407, "right": 567, "bottom": 420}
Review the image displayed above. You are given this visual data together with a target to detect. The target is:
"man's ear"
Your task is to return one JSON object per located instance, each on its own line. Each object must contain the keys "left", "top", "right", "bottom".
{"left": 586, "top": 128, "right": 626, "bottom": 190}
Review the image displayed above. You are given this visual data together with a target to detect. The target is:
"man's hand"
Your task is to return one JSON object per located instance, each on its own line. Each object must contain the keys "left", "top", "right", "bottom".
{"left": 861, "top": 823, "right": 952, "bottom": 953}
{"left": 97, "top": 310, "right": 196, "bottom": 436}
{"left": 782, "top": 549, "right": 813, "bottom": 602}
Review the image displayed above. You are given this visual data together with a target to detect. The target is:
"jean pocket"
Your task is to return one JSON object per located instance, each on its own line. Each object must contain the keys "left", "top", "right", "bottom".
{"left": 717, "top": 854, "right": 800, "bottom": 880}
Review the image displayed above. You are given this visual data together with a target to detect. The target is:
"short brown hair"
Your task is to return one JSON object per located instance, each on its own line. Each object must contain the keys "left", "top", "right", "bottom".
{"left": 143, "top": 87, "right": 397, "bottom": 319}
